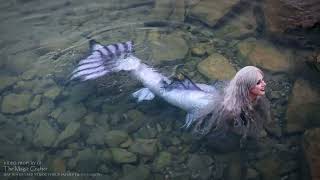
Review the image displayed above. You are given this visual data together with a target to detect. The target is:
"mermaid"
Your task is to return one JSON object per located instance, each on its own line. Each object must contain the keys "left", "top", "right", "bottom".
{"left": 69, "top": 40, "right": 272, "bottom": 147}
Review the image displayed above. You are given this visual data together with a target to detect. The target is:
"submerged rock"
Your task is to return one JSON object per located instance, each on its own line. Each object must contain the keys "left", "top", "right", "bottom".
{"left": 153, "top": 151, "right": 172, "bottom": 171}
{"left": 33, "top": 120, "right": 58, "bottom": 147}
{"left": 129, "top": 139, "right": 158, "bottom": 156}
{"left": 119, "top": 165, "right": 150, "bottom": 180}
{"left": 285, "top": 79, "right": 320, "bottom": 133}
{"left": 1, "top": 93, "right": 32, "bottom": 114}
{"left": 54, "top": 122, "right": 81, "bottom": 147}
{"left": 189, "top": 0, "right": 240, "bottom": 27}
{"left": 110, "top": 148, "right": 137, "bottom": 164}
{"left": 187, "top": 154, "right": 214, "bottom": 180}
{"left": 104, "top": 130, "right": 129, "bottom": 147}
{"left": 0, "top": 75, "right": 18, "bottom": 93}
{"left": 303, "top": 128, "right": 320, "bottom": 180}
{"left": 237, "top": 38, "right": 293, "bottom": 72}
{"left": 148, "top": 32, "right": 188, "bottom": 64}
{"left": 263, "top": 0, "right": 320, "bottom": 47}
{"left": 197, "top": 53, "right": 236, "bottom": 80}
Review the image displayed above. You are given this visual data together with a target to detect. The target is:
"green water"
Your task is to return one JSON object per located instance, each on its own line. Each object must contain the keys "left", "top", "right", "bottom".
{"left": 0, "top": 0, "right": 319, "bottom": 180}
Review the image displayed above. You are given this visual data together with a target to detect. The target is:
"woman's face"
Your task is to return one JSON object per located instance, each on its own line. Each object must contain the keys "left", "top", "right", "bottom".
{"left": 249, "top": 73, "right": 266, "bottom": 97}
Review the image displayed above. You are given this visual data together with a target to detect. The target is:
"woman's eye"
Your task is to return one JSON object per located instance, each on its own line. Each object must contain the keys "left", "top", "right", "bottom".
{"left": 257, "top": 80, "right": 261, "bottom": 85}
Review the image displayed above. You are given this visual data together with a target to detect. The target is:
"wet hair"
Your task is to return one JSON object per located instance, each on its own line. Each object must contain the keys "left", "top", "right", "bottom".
{"left": 193, "top": 66, "right": 266, "bottom": 139}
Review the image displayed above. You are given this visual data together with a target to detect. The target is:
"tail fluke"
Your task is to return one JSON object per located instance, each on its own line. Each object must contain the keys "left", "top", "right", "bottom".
{"left": 132, "top": 88, "right": 155, "bottom": 102}
{"left": 69, "top": 40, "right": 136, "bottom": 81}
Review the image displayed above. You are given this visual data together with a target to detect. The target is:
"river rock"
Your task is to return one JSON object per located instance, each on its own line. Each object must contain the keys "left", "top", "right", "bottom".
{"left": 237, "top": 38, "right": 293, "bottom": 72}
{"left": 148, "top": 32, "right": 188, "bottom": 64}
{"left": 149, "top": 0, "right": 185, "bottom": 22}
{"left": 104, "top": 130, "right": 129, "bottom": 147}
{"left": 189, "top": 0, "right": 240, "bottom": 27}
{"left": 76, "top": 148, "right": 99, "bottom": 172}
{"left": 197, "top": 53, "right": 236, "bottom": 80}
{"left": 153, "top": 151, "right": 172, "bottom": 171}
{"left": 86, "top": 126, "right": 106, "bottom": 146}
{"left": 285, "top": 79, "right": 320, "bottom": 133}
{"left": 57, "top": 103, "right": 87, "bottom": 126}
{"left": 214, "top": 6, "right": 257, "bottom": 39}
{"left": 129, "top": 139, "right": 158, "bottom": 156}
{"left": 303, "top": 128, "right": 320, "bottom": 180}
{"left": 1, "top": 93, "right": 32, "bottom": 114}
{"left": 110, "top": 148, "right": 137, "bottom": 164}
{"left": 119, "top": 165, "right": 150, "bottom": 180}
{"left": 33, "top": 120, "right": 58, "bottom": 147}
{"left": 187, "top": 154, "right": 214, "bottom": 180}
{"left": 0, "top": 75, "right": 18, "bottom": 93}
{"left": 254, "top": 155, "right": 281, "bottom": 180}
{"left": 263, "top": 0, "right": 320, "bottom": 47}
{"left": 54, "top": 122, "right": 81, "bottom": 147}
{"left": 43, "top": 86, "right": 62, "bottom": 100}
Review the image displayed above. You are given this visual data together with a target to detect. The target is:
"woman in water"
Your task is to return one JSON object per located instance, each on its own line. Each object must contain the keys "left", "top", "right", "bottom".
{"left": 192, "top": 66, "right": 271, "bottom": 150}
{"left": 69, "top": 40, "right": 272, "bottom": 149}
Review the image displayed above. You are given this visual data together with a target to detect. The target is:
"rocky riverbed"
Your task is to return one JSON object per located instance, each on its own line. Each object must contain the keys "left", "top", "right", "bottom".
{"left": 0, "top": 0, "right": 319, "bottom": 180}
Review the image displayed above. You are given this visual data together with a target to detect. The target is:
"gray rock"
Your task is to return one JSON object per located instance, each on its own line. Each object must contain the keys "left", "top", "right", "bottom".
{"left": 129, "top": 139, "right": 158, "bottom": 156}
{"left": 104, "top": 130, "right": 129, "bottom": 147}
{"left": 110, "top": 148, "right": 137, "bottom": 164}
{"left": 0, "top": 75, "right": 18, "bottom": 93}
{"left": 54, "top": 122, "right": 81, "bottom": 147}
{"left": 33, "top": 120, "right": 58, "bottom": 147}
{"left": 1, "top": 93, "right": 32, "bottom": 114}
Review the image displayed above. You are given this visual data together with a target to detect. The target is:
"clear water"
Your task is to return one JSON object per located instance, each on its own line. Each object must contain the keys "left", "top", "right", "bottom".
{"left": 0, "top": 0, "right": 319, "bottom": 180}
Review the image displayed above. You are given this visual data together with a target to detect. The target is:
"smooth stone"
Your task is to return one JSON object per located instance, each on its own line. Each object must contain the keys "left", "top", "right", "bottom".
{"left": 119, "top": 165, "right": 150, "bottom": 180}
{"left": 54, "top": 122, "right": 81, "bottom": 147}
{"left": 189, "top": 0, "right": 240, "bottom": 27}
{"left": 285, "top": 79, "right": 320, "bottom": 133}
{"left": 303, "top": 128, "right": 320, "bottom": 180}
{"left": 153, "top": 151, "right": 172, "bottom": 171}
{"left": 0, "top": 75, "right": 18, "bottom": 93}
{"left": 104, "top": 130, "right": 129, "bottom": 147}
{"left": 237, "top": 38, "right": 293, "bottom": 72}
{"left": 1, "top": 93, "right": 32, "bottom": 114}
{"left": 86, "top": 126, "right": 106, "bottom": 146}
{"left": 33, "top": 120, "right": 58, "bottom": 147}
{"left": 197, "top": 53, "right": 236, "bottom": 80}
{"left": 110, "top": 148, "right": 137, "bottom": 164}
{"left": 148, "top": 32, "right": 188, "bottom": 64}
{"left": 129, "top": 139, "right": 158, "bottom": 156}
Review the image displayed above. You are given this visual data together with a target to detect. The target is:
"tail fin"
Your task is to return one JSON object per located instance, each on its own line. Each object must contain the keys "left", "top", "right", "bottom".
{"left": 69, "top": 40, "right": 138, "bottom": 81}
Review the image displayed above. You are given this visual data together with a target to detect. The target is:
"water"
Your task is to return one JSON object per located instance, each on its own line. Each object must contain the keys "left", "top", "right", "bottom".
{"left": 0, "top": 0, "right": 319, "bottom": 180}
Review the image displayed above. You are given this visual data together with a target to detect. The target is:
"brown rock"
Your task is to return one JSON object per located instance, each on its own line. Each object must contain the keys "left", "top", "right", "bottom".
{"left": 197, "top": 53, "right": 236, "bottom": 80}
{"left": 189, "top": 0, "right": 240, "bottom": 27}
{"left": 303, "top": 128, "right": 320, "bottom": 180}
{"left": 285, "top": 79, "right": 320, "bottom": 133}
{"left": 263, "top": 0, "right": 320, "bottom": 47}
{"left": 237, "top": 38, "right": 292, "bottom": 72}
